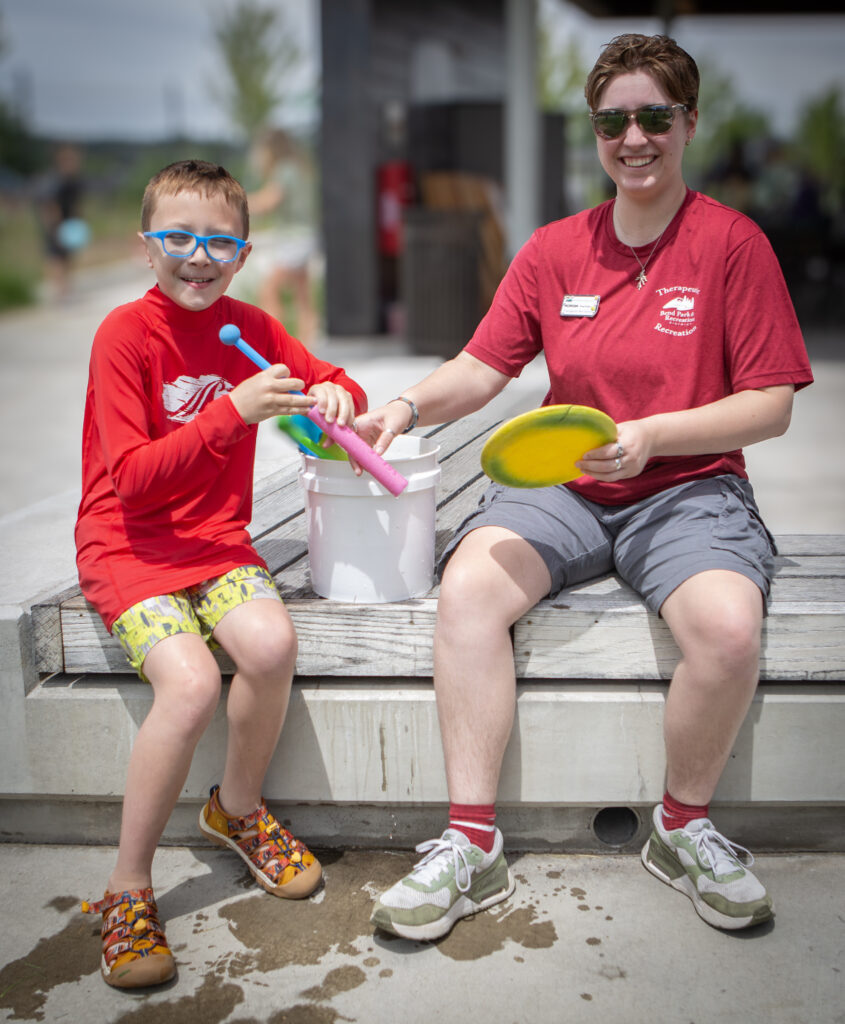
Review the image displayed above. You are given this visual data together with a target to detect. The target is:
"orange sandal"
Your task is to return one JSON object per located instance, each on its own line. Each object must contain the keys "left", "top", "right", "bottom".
{"left": 199, "top": 784, "right": 322, "bottom": 899}
{"left": 82, "top": 889, "right": 175, "bottom": 988}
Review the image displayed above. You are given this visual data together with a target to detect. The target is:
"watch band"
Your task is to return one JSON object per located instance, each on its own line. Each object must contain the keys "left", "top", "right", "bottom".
{"left": 391, "top": 396, "right": 419, "bottom": 433}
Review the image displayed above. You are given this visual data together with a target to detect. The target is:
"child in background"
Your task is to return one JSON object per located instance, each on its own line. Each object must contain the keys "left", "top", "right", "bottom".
{"left": 76, "top": 159, "right": 366, "bottom": 988}
{"left": 248, "top": 128, "right": 320, "bottom": 348}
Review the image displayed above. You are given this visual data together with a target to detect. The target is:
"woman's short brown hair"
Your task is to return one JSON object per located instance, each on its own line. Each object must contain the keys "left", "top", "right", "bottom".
{"left": 584, "top": 33, "right": 699, "bottom": 113}
{"left": 140, "top": 159, "right": 250, "bottom": 237}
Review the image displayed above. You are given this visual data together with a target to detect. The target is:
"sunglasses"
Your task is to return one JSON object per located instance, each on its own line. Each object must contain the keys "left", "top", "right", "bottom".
{"left": 590, "top": 104, "right": 688, "bottom": 140}
{"left": 143, "top": 230, "right": 247, "bottom": 263}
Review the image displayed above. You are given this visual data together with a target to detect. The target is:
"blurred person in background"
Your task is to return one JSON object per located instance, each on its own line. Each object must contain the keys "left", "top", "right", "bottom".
{"left": 35, "top": 142, "right": 87, "bottom": 302}
{"left": 248, "top": 127, "right": 319, "bottom": 349}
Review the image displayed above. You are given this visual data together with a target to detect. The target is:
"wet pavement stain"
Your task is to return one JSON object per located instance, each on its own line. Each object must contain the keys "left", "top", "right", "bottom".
{"left": 599, "top": 964, "right": 627, "bottom": 981}
{"left": 232, "top": 1006, "right": 347, "bottom": 1024}
{"left": 44, "top": 896, "right": 77, "bottom": 913}
{"left": 218, "top": 851, "right": 401, "bottom": 971}
{"left": 113, "top": 974, "right": 245, "bottom": 1024}
{"left": 437, "top": 903, "right": 557, "bottom": 961}
{"left": 0, "top": 910, "right": 94, "bottom": 1021}
{"left": 299, "top": 965, "right": 367, "bottom": 1002}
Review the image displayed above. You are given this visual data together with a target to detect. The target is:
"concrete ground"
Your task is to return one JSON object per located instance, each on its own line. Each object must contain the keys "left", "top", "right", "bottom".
{"left": 0, "top": 843, "right": 843, "bottom": 1024}
{"left": 1, "top": 243, "right": 844, "bottom": 1023}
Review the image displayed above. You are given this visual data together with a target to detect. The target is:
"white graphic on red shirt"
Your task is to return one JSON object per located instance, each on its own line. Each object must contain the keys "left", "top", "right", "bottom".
{"left": 663, "top": 295, "right": 694, "bottom": 311}
{"left": 654, "top": 287, "right": 698, "bottom": 337}
{"left": 163, "top": 374, "right": 233, "bottom": 423}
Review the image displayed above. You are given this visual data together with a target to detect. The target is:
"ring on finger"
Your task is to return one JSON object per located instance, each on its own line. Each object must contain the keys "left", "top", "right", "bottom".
{"left": 616, "top": 443, "right": 624, "bottom": 458}
{"left": 615, "top": 456, "right": 622, "bottom": 471}
{"left": 384, "top": 427, "right": 396, "bottom": 436}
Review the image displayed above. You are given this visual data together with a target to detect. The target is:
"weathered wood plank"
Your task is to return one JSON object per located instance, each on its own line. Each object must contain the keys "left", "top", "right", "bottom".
{"left": 515, "top": 600, "right": 845, "bottom": 682}
{"left": 774, "top": 535, "right": 845, "bottom": 557}
{"left": 250, "top": 463, "right": 304, "bottom": 539}
{"left": 31, "top": 404, "right": 845, "bottom": 683}
{"left": 58, "top": 583, "right": 845, "bottom": 680}
{"left": 30, "top": 582, "right": 82, "bottom": 674}
{"left": 772, "top": 555, "right": 845, "bottom": 577}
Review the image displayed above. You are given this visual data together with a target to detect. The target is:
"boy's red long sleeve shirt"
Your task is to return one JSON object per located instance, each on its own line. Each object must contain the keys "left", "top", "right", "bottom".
{"left": 75, "top": 286, "right": 367, "bottom": 630}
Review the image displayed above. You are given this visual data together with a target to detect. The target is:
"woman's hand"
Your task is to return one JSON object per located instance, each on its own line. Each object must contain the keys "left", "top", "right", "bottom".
{"left": 352, "top": 400, "right": 414, "bottom": 456}
{"left": 229, "top": 365, "right": 312, "bottom": 425}
{"left": 576, "top": 420, "right": 653, "bottom": 480}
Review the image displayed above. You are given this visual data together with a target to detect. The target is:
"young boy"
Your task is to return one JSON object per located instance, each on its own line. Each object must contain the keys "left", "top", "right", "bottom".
{"left": 76, "top": 160, "right": 366, "bottom": 988}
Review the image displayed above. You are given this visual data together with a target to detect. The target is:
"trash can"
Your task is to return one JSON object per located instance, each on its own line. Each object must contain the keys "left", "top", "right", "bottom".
{"left": 401, "top": 209, "right": 482, "bottom": 357}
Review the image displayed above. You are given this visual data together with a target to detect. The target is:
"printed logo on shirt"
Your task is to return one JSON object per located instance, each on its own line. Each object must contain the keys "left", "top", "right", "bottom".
{"left": 654, "top": 286, "right": 699, "bottom": 337}
{"left": 163, "top": 374, "right": 234, "bottom": 423}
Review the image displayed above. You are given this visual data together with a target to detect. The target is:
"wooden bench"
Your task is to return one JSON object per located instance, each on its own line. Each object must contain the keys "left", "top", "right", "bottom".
{"left": 4, "top": 409, "right": 844, "bottom": 852}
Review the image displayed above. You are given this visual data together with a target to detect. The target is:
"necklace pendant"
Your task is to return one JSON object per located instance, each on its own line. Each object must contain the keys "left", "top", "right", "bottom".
{"left": 635, "top": 268, "right": 647, "bottom": 289}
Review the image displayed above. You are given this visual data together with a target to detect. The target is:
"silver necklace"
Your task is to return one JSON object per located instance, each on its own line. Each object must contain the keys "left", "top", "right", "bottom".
{"left": 630, "top": 227, "right": 667, "bottom": 289}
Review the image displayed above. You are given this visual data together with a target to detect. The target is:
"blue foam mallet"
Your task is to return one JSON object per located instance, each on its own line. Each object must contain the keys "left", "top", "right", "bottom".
{"left": 219, "top": 324, "right": 409, "bottom": 495}
{"left": 218, "top": 323, "right": 341, "bottom": 459}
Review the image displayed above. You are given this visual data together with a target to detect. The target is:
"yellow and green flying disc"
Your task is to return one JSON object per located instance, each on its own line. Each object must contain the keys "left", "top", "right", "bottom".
{"left": 481, "top": 404, "right": 617, "bottom": 488}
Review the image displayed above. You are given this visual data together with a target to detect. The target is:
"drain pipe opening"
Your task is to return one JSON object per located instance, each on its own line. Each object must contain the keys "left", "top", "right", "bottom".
{"left": 591, "top": 806, "right": 640, "bottom": 847}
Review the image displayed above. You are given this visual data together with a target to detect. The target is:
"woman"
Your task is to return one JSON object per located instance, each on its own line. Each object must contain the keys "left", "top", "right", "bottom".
{"left": 357, "top": 34, "right": 812, "bottom": 939}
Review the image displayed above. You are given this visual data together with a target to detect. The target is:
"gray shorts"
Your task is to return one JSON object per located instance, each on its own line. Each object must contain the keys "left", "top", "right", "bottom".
{"left": 439, "top": 475, "right": 776, "bottom": 615}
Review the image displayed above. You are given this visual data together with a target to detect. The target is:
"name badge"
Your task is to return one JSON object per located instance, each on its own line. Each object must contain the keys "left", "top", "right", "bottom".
{"left": 560, "top": 294, "right": 600, "bottom": 318}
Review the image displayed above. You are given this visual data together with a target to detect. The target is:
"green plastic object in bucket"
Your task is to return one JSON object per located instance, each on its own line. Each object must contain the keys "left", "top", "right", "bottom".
{"left": 299, "top": 434, "right": 441, "bottom": 602}
{"left": 276, "top": 415, "right": 347, "bottom": 460}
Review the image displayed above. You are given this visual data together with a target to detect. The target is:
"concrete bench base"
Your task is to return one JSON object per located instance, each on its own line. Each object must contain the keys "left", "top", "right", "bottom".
{"left": 2, "top": 797, "right": 842, "bottom": 854}
{"left": 4, "top": 674, "right": 843, "bottom": 850}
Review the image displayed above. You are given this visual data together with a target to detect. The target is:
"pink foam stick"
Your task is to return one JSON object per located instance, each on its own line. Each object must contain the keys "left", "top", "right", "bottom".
{"left": 219, "top": 324, "right": 408, "bottom": 496}
{"left": 303, "top": 405, "right": 408, "bottom": 496}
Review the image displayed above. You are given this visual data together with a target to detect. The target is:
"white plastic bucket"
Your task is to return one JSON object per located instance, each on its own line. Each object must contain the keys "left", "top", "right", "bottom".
{"left": 299, "top": 434, "right": 441, "bottom": 602}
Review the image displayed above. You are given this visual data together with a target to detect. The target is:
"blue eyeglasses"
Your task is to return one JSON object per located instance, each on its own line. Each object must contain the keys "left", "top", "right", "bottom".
{"left": 143, "top": 230, "right": 247, "bottom": 263}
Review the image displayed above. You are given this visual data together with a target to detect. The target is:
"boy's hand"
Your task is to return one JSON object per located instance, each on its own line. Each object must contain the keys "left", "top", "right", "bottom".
{"left": 307, "top": 382, "right": 357, "bottom": 432}
{"left": 229, "top": 365, "right": 312, "bottom": 425}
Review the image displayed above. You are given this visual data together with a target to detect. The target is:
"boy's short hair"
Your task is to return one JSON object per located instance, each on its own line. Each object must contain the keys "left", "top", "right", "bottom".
{"left": 584, "top": 33, "right": 699, "bottom": 113}
{"left": 140, "top": 159, "right": 250, "bottom": 237}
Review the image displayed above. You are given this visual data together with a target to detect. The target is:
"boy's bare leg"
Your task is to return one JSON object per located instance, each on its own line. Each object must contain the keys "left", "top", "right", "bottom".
{"left": 434, "top": 527, "right": 552, "bottom": 804}
{"left": 212, "top": 599, "right": 298, "bottom": 816}
{"left": 659, "top": 569, "right": 764, "bottom": 804}
{"left": 108, "top": 634, "right": 223, "bottom": 892}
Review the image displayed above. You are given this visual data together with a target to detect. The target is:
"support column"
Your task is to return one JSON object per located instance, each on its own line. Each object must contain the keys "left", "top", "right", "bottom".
{"left": 505, "top": 0, "right": 540, "bottom": 257}
{"left": 320, "top": 0, "right": 379, "bottom": 335}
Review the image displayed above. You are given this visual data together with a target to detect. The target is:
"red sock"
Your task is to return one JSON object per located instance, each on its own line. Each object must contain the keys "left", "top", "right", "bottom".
{"left": 661, "top": 791, "right": 710, "bottom": 831}
{"left": 448, "top": 802, "right": 496, "bottom": 853}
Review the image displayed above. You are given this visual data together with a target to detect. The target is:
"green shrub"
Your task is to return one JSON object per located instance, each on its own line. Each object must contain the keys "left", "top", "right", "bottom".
{"left": 0, "top": 269, "right": 34, "bottom": 311}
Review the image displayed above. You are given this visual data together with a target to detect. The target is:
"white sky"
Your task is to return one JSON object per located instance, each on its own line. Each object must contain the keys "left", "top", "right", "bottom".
{"left": 0, "top": 0, "right": 320, "bottom": 141}
{"left": 0, "top": 0, "right": 843, "bottom": 142}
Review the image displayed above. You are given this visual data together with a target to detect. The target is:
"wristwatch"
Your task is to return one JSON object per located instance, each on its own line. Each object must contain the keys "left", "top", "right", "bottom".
{"left": 391, "top": 396, "right": 419, "bottom": 433}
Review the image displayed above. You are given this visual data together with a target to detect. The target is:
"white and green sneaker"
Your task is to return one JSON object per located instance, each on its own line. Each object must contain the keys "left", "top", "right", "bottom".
{"left": 641, "top": 805, "right": 773, "bottom": 930}
{"left": 370, "top": 828, "right": 515, "bottom": 941}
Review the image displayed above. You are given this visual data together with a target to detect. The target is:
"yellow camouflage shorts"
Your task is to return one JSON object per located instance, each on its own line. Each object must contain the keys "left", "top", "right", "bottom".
{"left": 112, "top": 565, "right": 282, "bottom": 681}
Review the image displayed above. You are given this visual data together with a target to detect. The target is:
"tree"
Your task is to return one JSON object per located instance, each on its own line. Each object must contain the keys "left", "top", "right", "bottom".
{"left": 0, "top": 11, "right": 40, "bottom": 178}
{"left": 210, "top": 0, "right": 301, "bottom": 142}
{"left": 795, "top": 87, "right": 845, "bottom": 217}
